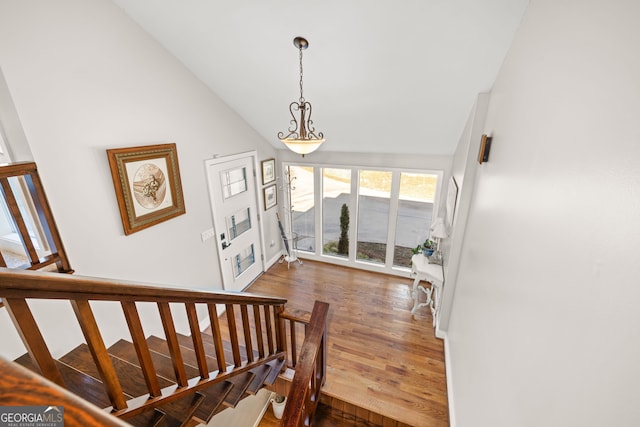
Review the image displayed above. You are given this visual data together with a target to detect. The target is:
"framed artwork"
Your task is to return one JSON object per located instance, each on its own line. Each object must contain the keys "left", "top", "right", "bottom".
{"left": 445, "top": 176, "right": 458, "bottom": 228}
{"left": 263, "top": 184, "right": 277, "bottom": 210}
{"left": 261, "top": 158, "right": 276, "bottom": 185}
{"left": 107, "top": 143, "right": 186, "bottom": 235}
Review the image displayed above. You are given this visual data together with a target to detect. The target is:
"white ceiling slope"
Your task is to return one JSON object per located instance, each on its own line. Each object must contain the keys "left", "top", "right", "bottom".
{"left": 112, "top": 0, "right": 528, "bottom": 156}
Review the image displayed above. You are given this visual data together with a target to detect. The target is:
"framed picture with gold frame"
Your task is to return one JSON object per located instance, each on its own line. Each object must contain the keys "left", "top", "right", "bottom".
{"left": 107, "top": 143, "right": 186, "bottom": 235}
{"left": 261, "top": 158, "right": 276, "bottom": 185}
{"left": 264, "top": 184, "right": 277, "bottom": 210}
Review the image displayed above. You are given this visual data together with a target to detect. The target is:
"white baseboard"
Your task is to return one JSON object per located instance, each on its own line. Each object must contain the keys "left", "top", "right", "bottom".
{"left": 443, "top": 332, "right": 456, "bottom": 427}
{"left": 253, "top": 391, "right": 276, "bottom": 427}
{"left": 266, "top": 252, "right": 283, "bottom": 269}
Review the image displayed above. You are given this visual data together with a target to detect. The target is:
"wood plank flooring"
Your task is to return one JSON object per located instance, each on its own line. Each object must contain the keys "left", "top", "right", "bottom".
{"left": 246, "top": 259, "right": 449, "bottom": 427}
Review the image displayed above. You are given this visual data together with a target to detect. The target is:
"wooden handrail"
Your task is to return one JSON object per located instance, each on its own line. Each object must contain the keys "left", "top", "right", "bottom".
{"left": 0, "top": 267, "right": 288, "bottom": 422}
{"left": 0, "top": 356, "right": 130, "bottom": 427}
{"left": 280, "top": 301, "right": 329, "bottom": 427}
{"left": 0, "top": 268, "right": 286, "bottom": 305}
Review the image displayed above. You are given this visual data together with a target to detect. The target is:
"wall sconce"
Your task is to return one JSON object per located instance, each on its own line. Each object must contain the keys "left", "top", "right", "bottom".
{"left": 478, "top": 134, "right": 492, "bottom": 164}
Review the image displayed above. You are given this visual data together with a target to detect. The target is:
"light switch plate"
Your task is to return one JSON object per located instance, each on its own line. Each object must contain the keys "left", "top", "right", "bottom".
{"left": 201, "top": 228, "right": 215, "bottom": 242}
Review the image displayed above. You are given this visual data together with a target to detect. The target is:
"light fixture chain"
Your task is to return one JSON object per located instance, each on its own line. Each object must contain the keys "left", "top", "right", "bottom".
{"left": 298, "top": 46, "right": 304, "bottom": 103}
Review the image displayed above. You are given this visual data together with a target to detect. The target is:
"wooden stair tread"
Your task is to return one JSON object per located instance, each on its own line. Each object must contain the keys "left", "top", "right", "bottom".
{"left": 221, "top": 371, "right": 255, "bottom": 409}
{"left": 146, "top": 335, "right": 223, "bottom": 373}
{"left": 153, "top": 392, "right": 205, "bottom": 427}
{"left": 263, "top": 358, "right": 286, "bottom": 386}
{"left": 123, "top": 409, "right": 167, "bottom": 427}
{"left": 192, "top": 380, "right": 234, "bottom": 424}
{"left": 59, "top": 343, "right": 174, "bottom": 397}
{"left": 175, "top": 332, "right": 237, "bottom": 364}
{"left": 13, "top": 353, "right": 114, "bottom": 408}
{"left": 108, "top": 339, "right": 201, "bottom": 382}
{"left": 176, "top": 331, "right": 261, "bottom": 361}
{"left": 246, "top": 363, "right": 274, "bottom": 395}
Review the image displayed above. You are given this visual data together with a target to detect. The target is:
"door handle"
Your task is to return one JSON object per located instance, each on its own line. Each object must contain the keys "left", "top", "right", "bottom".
{"left": 222, "top": 241, "right": 231, "bottom": 249}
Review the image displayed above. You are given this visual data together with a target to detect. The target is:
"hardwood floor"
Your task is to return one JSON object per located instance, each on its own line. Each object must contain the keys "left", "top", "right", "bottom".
{"left": 247, "top": 259, "right": 449, "bottom": 427}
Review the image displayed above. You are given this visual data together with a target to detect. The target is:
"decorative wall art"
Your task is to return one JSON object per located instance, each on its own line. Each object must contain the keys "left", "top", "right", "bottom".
{"left": 445, "top": 176, "right": 458, "bottom": 229}
{"left": 107, "top": 143, "right": 186, "bottom": 235}
{"left": 263, "top": 184, "right": 277, "bottom": 210}
{"left": 261, "top": 158, "right": 276, "bottom": 185}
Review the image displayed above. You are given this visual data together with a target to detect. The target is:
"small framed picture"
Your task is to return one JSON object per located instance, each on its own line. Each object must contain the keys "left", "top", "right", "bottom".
{"left": 263, "top": 184, "right": 277, "bottom": 210}
{"left": 106, "top": 143, "right": 186, "bottom": 235}
{"left": 261, "top": 158, "right": 276, "bottom": 185}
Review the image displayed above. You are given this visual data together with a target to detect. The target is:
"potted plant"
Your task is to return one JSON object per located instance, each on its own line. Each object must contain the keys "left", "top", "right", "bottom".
{"left": 412, "top": 239, "right": 436, "bottom": 257}
{"left": 271, "top": 393, "right": 287, "bottom": 419}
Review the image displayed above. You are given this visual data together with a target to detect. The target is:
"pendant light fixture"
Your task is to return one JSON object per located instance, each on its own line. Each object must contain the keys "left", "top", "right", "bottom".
{"left": 278, "top": 36, "right": 325, "bottom": 156}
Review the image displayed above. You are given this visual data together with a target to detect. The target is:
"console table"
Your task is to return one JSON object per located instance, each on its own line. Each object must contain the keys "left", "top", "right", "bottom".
{"left": 410, "top": 254, "right": 444, "bottom": 326}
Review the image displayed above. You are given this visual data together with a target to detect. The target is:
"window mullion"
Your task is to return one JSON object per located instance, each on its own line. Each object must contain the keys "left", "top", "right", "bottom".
{"left": 314, "top": 166, "right": 322, "bottom": 257}
{"left": 349, "top": 168, "right": 358, "bottom": 262}
{"left": 385, "top": 171, "right": 401, "bottom": 268}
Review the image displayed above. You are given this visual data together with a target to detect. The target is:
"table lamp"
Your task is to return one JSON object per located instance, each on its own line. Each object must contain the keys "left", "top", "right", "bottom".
{"left": 429, "top": 218, "right": 448, "bottom": 263}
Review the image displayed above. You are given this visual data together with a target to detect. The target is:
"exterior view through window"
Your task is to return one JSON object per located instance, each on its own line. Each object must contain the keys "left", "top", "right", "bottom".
{"left": 322, "top": 168, "right": 351, "bottom": 258}
{"left": 289, "top": 166, "right": 315, "bottom": 252}
{"left": 287, "top": 164, "right": 440, "bottom": 274}
{"left": 357, "top": 170, "right": 392, "bottom": 265}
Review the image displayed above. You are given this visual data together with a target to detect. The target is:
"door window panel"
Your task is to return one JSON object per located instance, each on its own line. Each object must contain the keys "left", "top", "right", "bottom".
{"left": 226, "top": 207, "right": 251, "bottom": 241}
{"left": 233, "top": 244, "right": 255, "bottom": 278}
{"left": 322, "top": 168, "right": 351, "bottom": 258}
{"left": 356, "top": 170, "right": 392, "bottom": 264}
{"left": 220, "top": 167, "right": 247, "bottom": 199}
{"left": 393, "top": 172, "right": 438, "bottom": 268}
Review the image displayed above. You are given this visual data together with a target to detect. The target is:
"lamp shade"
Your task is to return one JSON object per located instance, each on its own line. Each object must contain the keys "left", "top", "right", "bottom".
{"left": 430, "top": 218, "right": 448, "bottom": 240}
{"left": 281, "top": 137, "right": 325, "bottom": 155}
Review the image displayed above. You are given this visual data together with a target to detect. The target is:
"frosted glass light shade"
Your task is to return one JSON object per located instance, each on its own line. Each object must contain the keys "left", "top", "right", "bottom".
{"left": 281, "top": 137, "right": 325, "bottom": 155}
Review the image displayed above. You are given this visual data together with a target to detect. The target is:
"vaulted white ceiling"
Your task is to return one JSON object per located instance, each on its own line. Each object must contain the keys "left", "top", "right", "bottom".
{"left": 111, "top": 0, "right": 529, "bottom": 156}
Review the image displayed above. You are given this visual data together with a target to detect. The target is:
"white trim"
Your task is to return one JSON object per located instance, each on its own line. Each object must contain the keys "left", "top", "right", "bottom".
{"left": 443, "top": 333, "right": 457, "bottom": 427}
{"left": 253, "top": 392, "right": 278, "bottom": 427}
{"left": 265, "top": 251, "right": 283, "bottom": 270}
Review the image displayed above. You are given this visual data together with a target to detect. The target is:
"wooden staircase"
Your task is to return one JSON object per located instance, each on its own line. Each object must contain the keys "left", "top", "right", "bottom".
{"left": 13, "top": 330, "right": 284, "bottom": 426}
{"left": 0, "top": 269, "right": 329, "bottom": 426}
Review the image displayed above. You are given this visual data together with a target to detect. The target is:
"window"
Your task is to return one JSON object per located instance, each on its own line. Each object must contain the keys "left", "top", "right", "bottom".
{"left": 289, "top": 166, "right": 315, "bottom": 252}
{"left": 357, "top": 170, "right": 392, "bottom": 265}
{"left": 287, "top": 162, "right": 442, "bottom": 275}
{"left": 322, "top": 168, "right": 351, "bottom": 258}
{"left": 393, "top": 172, "right": 439, "bottom": 268}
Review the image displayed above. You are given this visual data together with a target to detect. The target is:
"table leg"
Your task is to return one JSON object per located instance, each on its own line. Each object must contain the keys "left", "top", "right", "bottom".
{"left": 430, "top": 285, "right": 439, "bottom": 327}
{"left": 411, "top": 282, "right": 433, "bottom": 317}
{"left": 411, "top": 276, "right": 421, "bottom": 298}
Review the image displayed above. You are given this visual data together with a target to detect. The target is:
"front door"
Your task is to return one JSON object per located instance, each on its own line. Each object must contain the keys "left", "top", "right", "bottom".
{"left": 205, "top": 152, "right": 264, "bottom": 291}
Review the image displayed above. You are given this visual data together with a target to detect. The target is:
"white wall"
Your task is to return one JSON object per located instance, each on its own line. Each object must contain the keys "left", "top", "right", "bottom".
{"left": 0, "top": 0, "right": 282, "bottom": 283}
{"left": 447, "top": 1, "right": 640, "bottom": 426}
{"left": 0, "top": 0, "right": 280, "bottom": 358}
{"left": 436, "top": 92, "right": 489, "bottom": 336}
